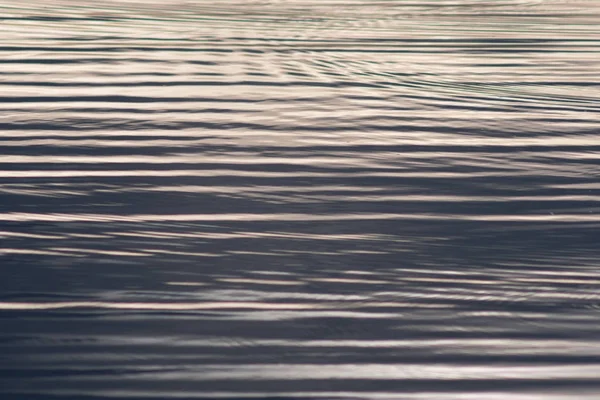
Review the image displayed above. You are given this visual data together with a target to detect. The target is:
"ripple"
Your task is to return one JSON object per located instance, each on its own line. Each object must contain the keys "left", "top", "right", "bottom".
{"left": 2, "top": 0, "right": 600, "bottom": 399}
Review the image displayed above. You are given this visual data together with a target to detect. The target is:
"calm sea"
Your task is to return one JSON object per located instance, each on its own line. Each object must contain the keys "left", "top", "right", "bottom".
{"left": 1, "top": 1, "right": 600, "bottom": 399}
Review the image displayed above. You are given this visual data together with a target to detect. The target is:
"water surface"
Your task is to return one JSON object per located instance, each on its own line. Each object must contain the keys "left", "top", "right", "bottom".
{"left": 1, "top": 0, "right": 600, "bottom": 399}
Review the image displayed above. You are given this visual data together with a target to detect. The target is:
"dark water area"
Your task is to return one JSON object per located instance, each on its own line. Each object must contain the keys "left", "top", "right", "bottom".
{"left": 1, "top": 0, "right": 600, "bottom": 398}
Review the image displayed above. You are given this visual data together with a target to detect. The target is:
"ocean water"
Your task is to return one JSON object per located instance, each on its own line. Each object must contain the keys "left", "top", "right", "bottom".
{"left": 1, "top": 0, "right": 600, "bottom": 399}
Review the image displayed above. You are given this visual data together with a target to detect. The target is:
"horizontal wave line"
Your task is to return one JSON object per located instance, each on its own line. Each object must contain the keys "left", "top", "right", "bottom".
{"left": 0, "top": 212, "right": 597, "bottom": 223}
{"left": 0, "top": 301, "right": 448, "bottom": 311}
{"left": 0, "top": 170, "right": 567, "bottom": 178}
{"left": 2, "top": 139, "right": 600, "bottom": 150}
{"left": 0, "top": 96, "right": 262, "bottom": 103}
{"left": 1, "top": 154, "right": 599, "bottom": 165}
{"left": 2, "top": 39, "right": 597, "bottom": 51}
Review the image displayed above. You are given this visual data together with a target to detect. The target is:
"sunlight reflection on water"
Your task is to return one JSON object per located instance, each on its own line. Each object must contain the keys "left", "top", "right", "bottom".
{"left": 1, "top": 0, "right": 600, "bottom": 398}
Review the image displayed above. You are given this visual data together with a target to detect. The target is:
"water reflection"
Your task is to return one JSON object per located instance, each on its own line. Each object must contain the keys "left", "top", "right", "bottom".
{"left": 1, "top": 0, "right": 600, "bottom": 398}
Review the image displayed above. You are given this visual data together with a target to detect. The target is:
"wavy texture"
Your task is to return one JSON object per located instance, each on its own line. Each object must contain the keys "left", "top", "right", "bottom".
{"left": 1, "top": 0, "right": 600, "bottom": 399}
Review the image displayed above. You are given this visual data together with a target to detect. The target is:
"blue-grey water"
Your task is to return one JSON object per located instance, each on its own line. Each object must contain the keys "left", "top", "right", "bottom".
{"left": 1, "top": 1, "right": 600, "bottom": 399}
